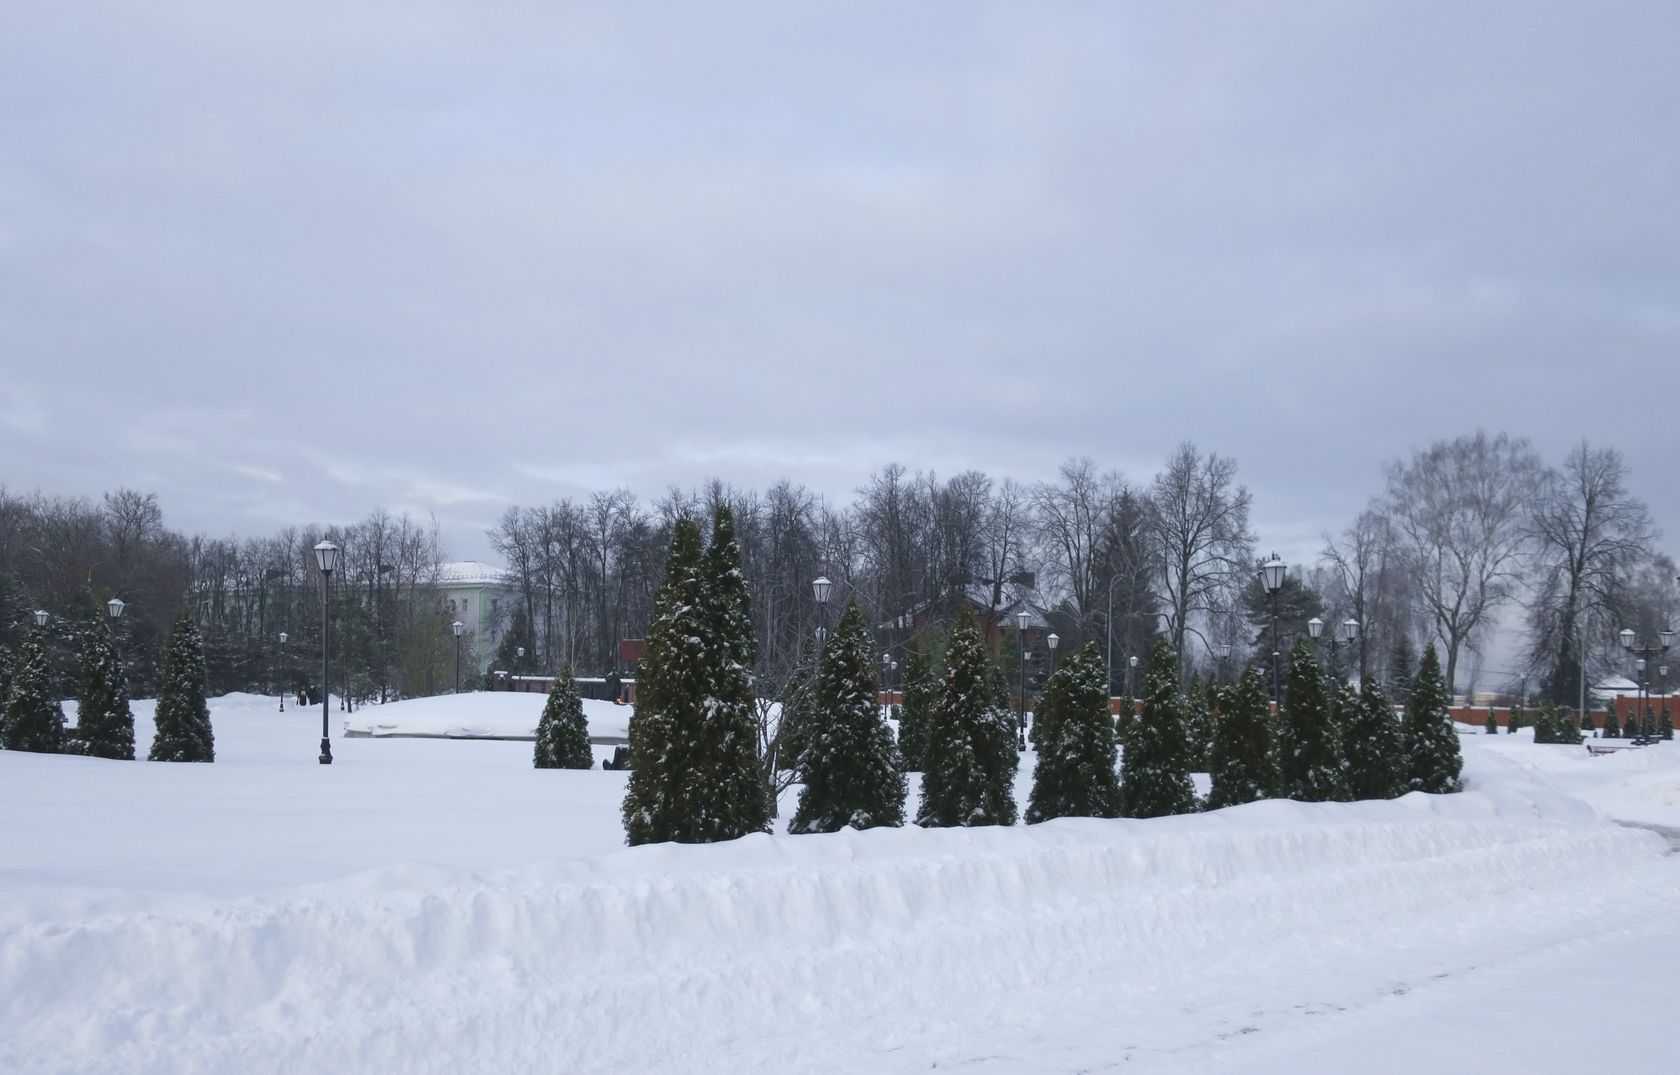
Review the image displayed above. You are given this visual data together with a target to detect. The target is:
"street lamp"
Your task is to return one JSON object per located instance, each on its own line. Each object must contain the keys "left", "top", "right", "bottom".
{"left": 33, "top": 609, "right": 47, "bottom": 627}
{"left": 452, "top": 620, "right": 465, "bottom": 694}
{"left": 1214, "top": 642, "right": 1232, "bottom": 684}
{"left": 278, "top": 631, "right": 288, "bottom": 712}
{"left": 1127, "top": 653, "right": 1138, "bottom": 706}
{"left": 516, "top": 646, "right": 525, "bottom": 676}
{"left": 107, "top": 597, "right": 125, "bottom": 620}
{"left": 812, "top": 575, "right": 832, "bottom": 652}
{"left": 313, "top": 540, "right": 340, "bottom": 765}
{"left": 1620, "top": 626, "right": 1673, "bottom": 742}
{"left": 1047, "top": 632, "right": 1059, "bottom": 676}
{"left": 1016, "top": 608, "right": 1030, "bottom": 751}
{"left": 881, "top": 651, "right": 892, "bottom": 715}
{"left": 1260, "top": 555, "right": 1287, "bottom": 705}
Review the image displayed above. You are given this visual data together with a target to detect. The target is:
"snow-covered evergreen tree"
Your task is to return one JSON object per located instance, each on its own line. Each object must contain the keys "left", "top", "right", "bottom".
{"left": 1402, "top": 645, "right": 1462, "bottom": 794}
{"left": 1276, "top": 638, "right": 1347, "bottom": 801}
{"left": 1662, "top": 707, "right": 1673, "bottom": 741}
{"left": 622, "top": 518, "right": 707, "bottom": 845}
{"left": 916, "top": 610, "right": 1017, "bottom": 828}
{"left": 1121, "top": 639, "right": 1196, "bottom": 818}
{"left": 1387, "top": 634, "right": 1416, "bottom": 702}
{"left": 790, "top": 602, "right": 905, "bottom": 833}
{"left": 1553, "top": 703, "right": 1582, "bottom": 745}
{"left": 1184, "top": 678, "right": 1216, "bottom": 772}
{"left": 1207, "top": 663, "right": 1277, "bottom": 809}
{"left": 1484, "top": 708, "right": 1497, "bottom": 736}
{"left": 534, "top": 667, "right": 593, "bottom": 769}
{"left": 895, "top": 645, "right": 935, "bottom": 772}
{"left": 76, "top": 616, "right": 135, "bottom": 760}
{"left": 2, "top": 629, "right": 67, "bottom": 754}
{"left": 1345, "top": 676, "right": 1404, "bottom": 800}
{"left": 691, "top": 504, "right": 772, "bottom": 842}
{"left": 1603, "top": 704, "right": 1620, "bottom": 738}
{"left": 149, "top": 614, "right": 214, "bottom": 762}
{"left": 1581, "top": 709, "right": 1595, "bottom": 735}
{"left": 1026, "top": 642, "right": 1122, "bottom": 822}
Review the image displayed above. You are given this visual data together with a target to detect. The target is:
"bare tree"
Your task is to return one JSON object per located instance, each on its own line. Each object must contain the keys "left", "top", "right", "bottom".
{"left": 1320, "top": 505, "right": 1409, "bottom": 683}
{"left": 1384, "top": 431, "right": 1544, "bottom": 695}
{"left": 1148, "top": 442, "right": 1255, "bottom": 675}
{"left": 1033, "top": 457, "right": 1119, "bottom": 626}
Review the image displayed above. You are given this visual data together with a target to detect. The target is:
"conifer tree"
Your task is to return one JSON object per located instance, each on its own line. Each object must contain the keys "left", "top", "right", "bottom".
{"left": 1402, "top": 645, "right": 1462, "bottom": 794}
{"left": 534, "top": 667, "right": 593, "bottom": 769}
{"left": 1532, "top": 705, "right": 1555, "bottom": 744}
{"left": 895, "top": 646, "right": 936, "bottom": 772}
{"left": 1026, "top": 643, "right": 1122, "bottom": 822}
{"left": 1184, "top": 679, "right": 1216, "bottom": 772}
{"left": 916, "top": 610, "right": 1017, "bottom": 827}
{"left": 791, "top": 602, "right": 905, "bottom": 833}
{"left": 76, "top": 616, "right": 135, "bottom": 760}
{"left": 1484, "top": 708, "right": 1497, "bottom": 736}
{"left": 1276, "top": 638, "right": 1347, "bottom": 801}
{"left": 1121, "top": 639, "right": 1197, "bottom": 818}
{"left": 2, "top": 629, "right": 67, "bottom": 754}
{"left": 1581, "top": 709, "right": 1595, "bottom": 734}
{"left": 1662, "top": 707, "right": 1673, "bottom": 741}
{"left": 1207, "top": 663, "right": 1277, "bottom": 809}
{"left": 1345, "top": 676, "right": 1405, "bottom": 800}
{"left": 1554, "top": 704, "right": 1582, "bottom": 746}
{"left": 1603, "top": 704, "right": 1620, "bottom": 738}
{"left": 776, "top": 637, "right": 820, "bottom": 774}
{"left": 622, "top": 519, "right": 708, "bottom": 845}
{"left": 691, "top": 505, "right": 772, "bottom": 841}
{"left": 149, "top": 614, "right": 214, "bottom": 762}
{"left": 1387, "top": 634, "right": 1417, "bottom": 703}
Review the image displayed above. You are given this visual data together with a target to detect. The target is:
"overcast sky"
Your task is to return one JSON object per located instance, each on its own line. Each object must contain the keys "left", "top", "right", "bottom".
{"left": 3, "top": 2, "right": 1677, "bottom": 572}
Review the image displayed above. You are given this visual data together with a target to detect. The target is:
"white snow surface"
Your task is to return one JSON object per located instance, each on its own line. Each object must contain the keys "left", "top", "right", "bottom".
{"left": 4, "top": 693, "right": 1680, "bottom": 1073}
{"left": 338, "top": 690, "right": 633, "bottom": 740}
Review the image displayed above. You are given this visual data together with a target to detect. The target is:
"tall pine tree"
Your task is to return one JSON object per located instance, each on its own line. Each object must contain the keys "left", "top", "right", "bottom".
{"left": 149, "top": 614, "right": 214, "bottom": 762}
{"left": 3, "top": 628, "right": 67, "bottom": 754}
{"left": 1387, "top": 634, "right": 1417, "bottom": 702}
{"left": 790, "top": 602, "right": 906, "bottom": 833}
{"left": 1402, "top": 645, "right": 1462, "bottom": 794}
{"left": 1026, "top": 642, "right": 1122, "bottom": 822}
{"left": 1345, "top": 676, "right": 1404, "bottom": 800}
{"left": 894, "top": 645, "right": 936, "bottom": 772}
{"left": 534, "top": 667, "right": 593, "bottom": 769}
{"left": 1276, "top": 637, "right": 1347, "bottom": 801}
{"left": 1121, "top": 639, "right": 1197, "bottom": 818}
{"left": 76, "top": 616, "right": 135, "bottom": 760}
{"left": 1207, "top": 663, "right": 1277, "bottom": 809}
{"left": 916, "top": 610, "right": 1017, "bottom": 827}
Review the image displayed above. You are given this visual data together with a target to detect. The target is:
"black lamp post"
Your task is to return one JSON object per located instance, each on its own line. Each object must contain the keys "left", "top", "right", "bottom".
{"left": 1016, "top": 609, "right": 1029, "bottom": 751}
{"left": 1260, "top": 556, "right": 1287, "bottom": 706}
{"left": 452, "top": 619, "right": 465, "bottom": 694}
{"left": 516, "top": 646, "right": 525, "bottom": 675}
{"left": 278, "top": 631, "right": 288, "bottom": 711}
{"left": 812, "top": 575, "right": 832, "bottom": 651}
{"left": 880, "top": 651, "right": 892, "bottom": 716}
{"left": 1126, "top": 653, "right": 1138, "bottom": 706}
{"left": 33, "top": 609, "right": 47, "bottom": 628}
{"left": 313, "top": 540, "right": 339, "bottom": 765}
{"left": 1047, "top": 632, "right": 1060, "bottom": 677}
{"left": 1619, "top": 626, "right": 1673, "bottom": 742}
{"left": 1214, "top": 642, "right": 1232, "bottom": 684}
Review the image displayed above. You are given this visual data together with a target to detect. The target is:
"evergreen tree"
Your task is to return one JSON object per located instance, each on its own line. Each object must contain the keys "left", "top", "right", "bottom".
{"left": 790, "top": 602, "right": 906, "bottom": 833}
{"left": 1531, "top": 704, "right": 1556, "bottom": 744}
{"left": 76, "top": 616, "right": 135, "bottom": 760}
{"left": 1121, "top": 639, "right": 1197, "bottom": 818}
{"left": 494, "top": 605, "right": 537, "bottom": 674}
{"left": 1402, "top": 645, "right": 1462, "bottom": 794}
{"left": 2, "top": 629, "right": 67, "bottom": 754}
{"left": 895, "top": 646, "right": 936, "bottom": 772}
{"left": 622, "top": 518, "right": 708, "bottom": 845}
{"left": 916, "top": 610, "right": 1017, "bottom": 827}
{"left": 691, "top": 504, "right": 772, "bottom": 841}
{"left": 1581, "top": 709, "right": 1595, "bottom": 735}
{"left": 1484, "top": 708, "right": 1497, "bottom": 736}
{"left": 1184, "top": 678, "right": 1216, "bottom": 772}
{"left": 1603, "top": 704, "right": 1621, "bottom": 739}
{"left": 1026, "top": 643, "right": 1122, "bottom": 822}
{"left": 149, "top": 614, "right": 214, "bottom": 762}
{"left": 1509, "top": 703, "right": 1524, "bottom": 734}
{"left": 1661, "top": 707, "right": 1673, "bottom": 741}
{"left": 1276, "top": 638, "right": 1347, "bottom": 802}
{"left": 1345, "top": 676, "right": 1405, "bottom": 800}
{"left": 1387, "top": 634, "right": 1417, "bottom": 702}
{"left": 1554, "top": 704, "right": 1582, "bottom": 746}
{"left": 1207, "top": 663, "right": 1277, "bottom": 809}
{"left": 776, "top": 637, "right": 820, "bottom": 774}
{"left": 534, "top": 667, "right": 593, "bottom": 769}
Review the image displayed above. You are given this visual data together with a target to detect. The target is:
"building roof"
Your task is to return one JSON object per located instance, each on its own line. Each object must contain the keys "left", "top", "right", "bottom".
{"left": 437, "top": 561, "right": 512, "bottom": 588}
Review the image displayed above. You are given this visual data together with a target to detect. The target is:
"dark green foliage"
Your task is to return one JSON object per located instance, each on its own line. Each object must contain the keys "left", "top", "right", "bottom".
{"left": 895, "top": 646, "right": 936, "bottom": 772}
{"left": 1553, "top": 705, "right": 1582, "bottom": 746}
{"left": 790, "top": 603, "right": 906, "bottom": 833}
{"left": 1484, "top": 709, "right": 1497, "bottom": 736}
{"left": 149, "top": 614, "right": 214, "bottom": 762}
{"left": 917, "top": 610, "right": 1017, "bottom": 828}
{"left": 1603, "top": 705, "right": 1621, "bottom": 738}
{"left": 1276, "top": 638, "right": 1347, "bottom": 802}
{"left": 1387, "top": 634, "right": 1416, "bottom": 703}
{"left": 2, "top": 630, "right": 67, "bottom": 753}
{"left": 1581, "top": 709, "right": 1595, "bottom": 734}
{"left": 1662, "top": 708, "right": 1673, "bottom": 741}
{"left": 1207, "top": 663, "right": 1277, "bottom": 809}
{"left": 1509, "top": 704, "right": 1524, "bottom": 734}
{"left": 1531, "top": 705, "right": 1556, "bottom": 744}
{"left": 777, "top": 638, "right": 819, "bottom": 774}
{"left": 534, "top": 667, "right": 592, "bottom": 769}
{"left": 1184, "top": 679, "right": 1216, "bottom": 772}
{"left": 76, "top": 617, "right": 135, "bottom": 760}
{"left": 1345, "top": 677, "right": 1405, "bottom": 800}
{"left": 1121, "top": 639, "right": 1196, "bottom": 818}
{"left": 494, "top": 605, "right": 537, "bottom": 674}
{"left": 1026, "top": 643, "right": 1122, "bottom": 822}
{"left": 1402, "top": 645, "right": 1462, "bottom": 794}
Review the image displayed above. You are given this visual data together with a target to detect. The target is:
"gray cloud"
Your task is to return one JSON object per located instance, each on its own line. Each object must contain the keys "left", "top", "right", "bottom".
{"left": 2, "top": 2, "right": 1677, "bottom": 566}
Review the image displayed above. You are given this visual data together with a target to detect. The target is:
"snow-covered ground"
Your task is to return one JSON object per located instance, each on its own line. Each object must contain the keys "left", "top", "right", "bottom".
{"left": 2, "top": 695, "right": 1677, "bottom": 1073}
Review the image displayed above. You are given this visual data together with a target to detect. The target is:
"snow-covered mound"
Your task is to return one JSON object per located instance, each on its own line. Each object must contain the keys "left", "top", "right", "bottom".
{"left": 339, "top": 691, "right": 632, "bottom": 741}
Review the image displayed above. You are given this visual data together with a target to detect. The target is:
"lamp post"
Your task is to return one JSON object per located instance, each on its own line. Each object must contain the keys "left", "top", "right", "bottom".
{"left": 33, "top": 609, "right": 47, "bottom": 628}
{"left": 452, "top": 620, "right": 465, "bottom": 694}
{"left": 516, "top": 646, "right": 525, "bottom": 677}
{"left": 313, "top": 540, "right": 339, "bottom": 765}
{"left": 812, "top": 575, "right": 832, "bottom": 652}
{"left": 1047, "top": 632, "right": 1059, "bottom": 676}
{"left": 1619, "top": 626, "right": 1673, "bottom": 742}
{"left": 881, "top": 651, "right": 892, "bottom": 715}
{"left": 278, "top": 631, "right": 288, "bottom": 711}
{"left": 1214, "top": 642, "right": 1232, "bottom": 684}
{"left": 1016, "top": 609, "right": 1030, "bottom": 751}
{"left": 1260, "top": 556, "right": 1287, "bottom": 706}
{"left": 1126, "top": 653, "right": 1138, "bottom": 707}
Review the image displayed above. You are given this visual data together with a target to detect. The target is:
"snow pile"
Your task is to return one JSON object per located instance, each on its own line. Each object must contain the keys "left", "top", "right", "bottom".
{"left": 339, "top": 691, "right": 632, "bottom": 741}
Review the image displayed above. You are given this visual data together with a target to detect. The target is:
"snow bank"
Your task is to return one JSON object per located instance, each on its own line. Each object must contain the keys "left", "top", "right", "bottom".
{"left": 339, "top": 691, "right": 632, "bottom": 741}
{"left": 0, "top": 786, "right": 1659, "bottom": 1075}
